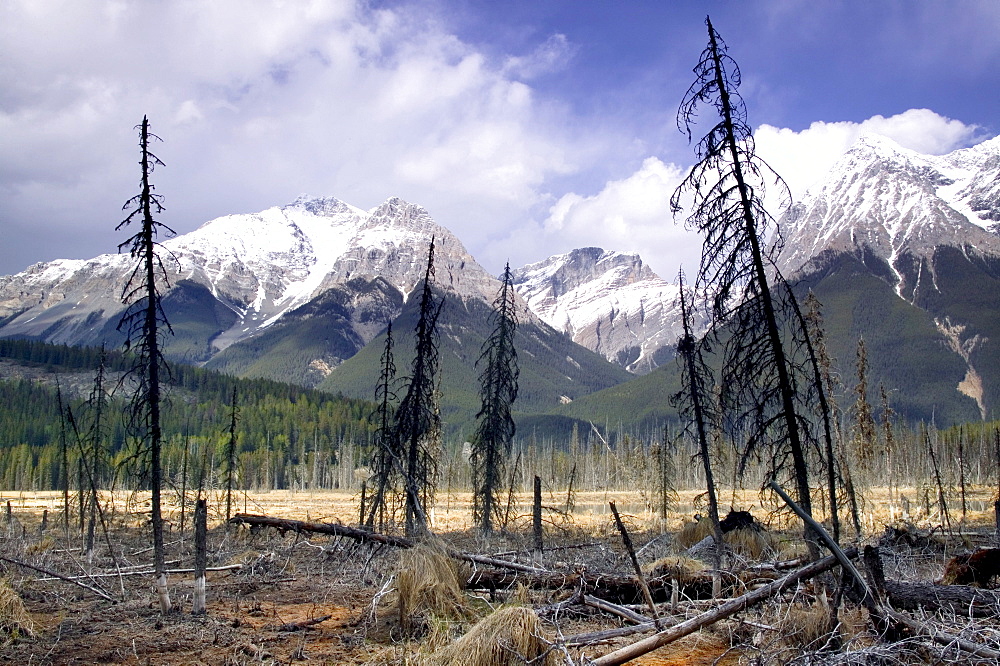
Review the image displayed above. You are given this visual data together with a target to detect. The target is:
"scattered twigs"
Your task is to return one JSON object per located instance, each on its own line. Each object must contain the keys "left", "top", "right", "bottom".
{"left": 272, "top": 614, "right": 334, "bottom": 632}
{"left": 0, "top": 554, "right": 115, "bottom": 602}
{"left": 590, "top": 549, "right": 853, "bottom": 665}
{"left": 770, "top": 481, "right": 1000, "bottom": 661}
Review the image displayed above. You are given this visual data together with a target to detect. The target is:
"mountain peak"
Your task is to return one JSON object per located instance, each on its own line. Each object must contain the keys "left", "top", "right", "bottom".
{"left": 283, "top": 195, "right": 363, "bottom": 217}
{"left": 778, "top": 133, "right": 1000, "bottom": 297}
{"left": 513, "top": 247, "right": 686, "bottom": 373}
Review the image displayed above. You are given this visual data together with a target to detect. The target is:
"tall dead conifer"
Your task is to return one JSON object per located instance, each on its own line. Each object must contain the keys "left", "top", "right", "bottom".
{"left": 117, "top": 115, "right": 175, "bottom": 613}
{"left": 471, "top": 263, "right": 519, "bottom": 535}
{"left": 394, "top": 239, "right": 443, "bottom": 536}
{"left": 672, "top": 17, "right": 826, "bottom": 552}
{"left": 670, "top": 269, "right": 724, "bottom": 592}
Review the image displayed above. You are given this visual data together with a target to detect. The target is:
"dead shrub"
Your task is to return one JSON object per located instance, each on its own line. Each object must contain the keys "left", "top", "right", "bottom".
{"left": 724, "top": 527, "right": 776, "bottom": 560}
{"left": 677, "top": 518, "right": 714, "bottom": 548}
{"left": 0, "top": 579, "right": 34, "bottom": 646}
{"left": 645, "top": 555, "right": 709, "bottom": 584}
{"left": 26, "top": 536, "right": 56, "bottom": 555}
{"left": 424, "top": 606, "right": 553, "bottom": 666}
{"left": 396, "top": 540, "right": 469, "bottom": 637}
{"left": 775, "top": 597, "right": 836, "bottom": 650}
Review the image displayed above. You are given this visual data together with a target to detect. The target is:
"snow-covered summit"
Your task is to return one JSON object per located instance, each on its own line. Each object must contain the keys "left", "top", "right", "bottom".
{"left": 512, "top": 248, "right": 695, "bottom": 373}
{"left": 777, "top": 133, "right": 1000, "bottom": 294}
{"left": 0, "top": 195, "right": 498, "bottom": 352}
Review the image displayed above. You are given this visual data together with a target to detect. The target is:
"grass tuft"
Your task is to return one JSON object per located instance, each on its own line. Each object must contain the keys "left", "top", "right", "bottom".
{"left": 423, "top": 605, "right": 553, "bottom": 666}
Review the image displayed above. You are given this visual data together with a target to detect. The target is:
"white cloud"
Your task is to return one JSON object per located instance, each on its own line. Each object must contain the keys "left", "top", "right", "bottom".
{"left": 503, "top": 157, "right": 700, "bottom": 278}
{"left": 503, "top": 34, "right": 576, "bottom": 80}
{"left": 0, "top": 0, "right": 587, "bottom": 274}
{"left": 755, "top": 109, "right": 981, "bottom": 203}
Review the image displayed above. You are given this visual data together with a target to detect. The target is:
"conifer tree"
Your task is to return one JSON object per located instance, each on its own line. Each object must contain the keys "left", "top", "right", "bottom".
{"left": 365, "top": 320, "right": 399, "bottom": 531}
{"left": 671, "top": 17, "right": 826, "bottom": 549}
{"left": 471, "top": 263, "right": 520, "bottom": 535}
{"left": 116, "top": 115, "right": 175, "bottom": 613}
{"left": 394, "top": 239, "right": 443, "bottom": 536}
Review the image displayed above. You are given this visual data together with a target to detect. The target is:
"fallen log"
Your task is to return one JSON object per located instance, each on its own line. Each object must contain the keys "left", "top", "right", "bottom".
{"left": 465, "top": 566, "right": 713, "bottom": 604}
{"left": 865, "top": 544, "right": 1000, "bottom": 617}
{"left": 590, "top": 548, "right": 855, "bottom": 665}
{"left": 583, "top": 594, "right": 652, "bottom": 624}
{"left": 0, "top": 554, "right": 115, "bottom": 602}
{"left": 564, "top": 621, "right": 657, "bottom": 647}
{"left": 38, "top": 563, "right": 243, "bottom": 581}
{"left": 230, "top": 513, "right": 548, "bottom": 575}
{"left": 884, "top": 579, "right": 1000, "bottom": 617}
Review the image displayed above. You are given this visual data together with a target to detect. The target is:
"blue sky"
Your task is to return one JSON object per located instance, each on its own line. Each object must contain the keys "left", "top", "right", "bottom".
{"left": 1, "top": 0, "right": 997, "bottom": 279}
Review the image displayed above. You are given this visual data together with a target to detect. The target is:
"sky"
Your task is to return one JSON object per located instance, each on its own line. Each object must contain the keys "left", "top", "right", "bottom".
{"left": 2, "top": 0, "right": 998, "bottom": 280}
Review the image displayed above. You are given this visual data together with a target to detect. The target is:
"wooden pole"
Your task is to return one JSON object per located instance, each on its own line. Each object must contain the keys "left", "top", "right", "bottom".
{"left": 192, "top": 498, "right": 207, "bottom": 615}
{"left": 533, "top": 475, "right": 543, "bottom": 565}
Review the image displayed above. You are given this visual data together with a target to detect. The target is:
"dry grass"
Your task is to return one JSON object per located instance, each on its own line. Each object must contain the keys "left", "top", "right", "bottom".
{"left": 644, "top": 555, "right": 709, "bottom": 584}
{"left": 396, "top": 539, "right": 470, "bottom": 637}
{"left": 775, "top": 597, "right": 836, "bottom": 650}
{"left": 5, "top": 485, "right": 997, "bottom": 537}
{"left": 0, "top": 578, "right": 34, "bottom": 646}
{"left": 423, "top": 606, "right": 554, "bottom": 666}
{"left": 676, "top": 519, "right": 778, "bottom": 559}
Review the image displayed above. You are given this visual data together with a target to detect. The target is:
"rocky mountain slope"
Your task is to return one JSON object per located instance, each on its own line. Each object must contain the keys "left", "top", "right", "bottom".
{"left": 2, "top": 132, "right": 998, "bottom": 429}
{"left": 0, "top": 196, "right": 632, "bottom": 426}
{"left": 512, "top": 248, "right": 699, "bottom": 373}
{"left": 776, "top": 134, "right": 1000, "bottom": 422}
{"left": 0, "top": 196, "right": 502, "bottom": 363}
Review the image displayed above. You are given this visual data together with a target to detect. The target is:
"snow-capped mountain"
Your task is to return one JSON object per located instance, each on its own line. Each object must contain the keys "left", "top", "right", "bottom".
{"left": 0, "top": 196, "right": 501, "bottom": 357}
{"left": 777, "top": 133, "right": 1000, "bottom": 423}
{"left": 0, "top": 195, "right": 632, "bottom": 417}
{"left": 512, "top": 248, "right": 698, "bottom": 373}
{"left": 778, "top": 134, "right": 1000, "bottom": 289}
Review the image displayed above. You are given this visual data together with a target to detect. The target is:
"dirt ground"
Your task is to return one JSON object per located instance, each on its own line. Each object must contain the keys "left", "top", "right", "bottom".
{"left": 1, "top": 488, "right": 998, "bottom": 665}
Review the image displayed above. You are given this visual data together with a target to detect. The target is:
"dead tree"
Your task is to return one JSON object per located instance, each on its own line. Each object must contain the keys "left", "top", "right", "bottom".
{"left": 364, "top": 320, "right": 399, "bottom": 531}
{"left": 116, "top": 115, "right": 176, "bottom": 614}
{"left": 394, "top": 239, "right": 443, "bottom": 536}
{"left": 224, "top": 386, "right": 239, "bottom": 523}
{"left": 671, "top": 17, "right": 826, "bottom": 551}
{"left": 670, "top": 269, "right": 724, "bottom": 591}
{"left": 471, "top": 262, "right": 519, "bottom": 535}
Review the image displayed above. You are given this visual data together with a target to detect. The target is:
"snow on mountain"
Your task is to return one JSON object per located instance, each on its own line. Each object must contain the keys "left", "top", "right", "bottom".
{"left": 512, "top": 248, "right": 696, "bottom": 373}
{"left": 0, "top": 196, "right": 501, "bottom": 353}
{"left": 777, "top": 134, "right": 1000, "bottom": 295}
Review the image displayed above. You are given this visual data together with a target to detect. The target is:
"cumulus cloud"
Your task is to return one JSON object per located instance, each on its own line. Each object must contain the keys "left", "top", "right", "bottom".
{"left": 755, "top": 109, "right": 981, "bottom": 204}
{"left": 508, "top": 157, "right": 699, "bottom": 278}
{"left": 0, "top": 0, "right": 585, "bottom": 274}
